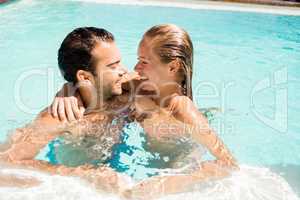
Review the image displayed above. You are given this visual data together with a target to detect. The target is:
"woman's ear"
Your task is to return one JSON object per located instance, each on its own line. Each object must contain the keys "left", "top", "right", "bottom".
{"left": 76, "top": 70, "right": 95, "bottom": 84}
{"left": 168, "top": 60, "right": 181, "bottom": 75}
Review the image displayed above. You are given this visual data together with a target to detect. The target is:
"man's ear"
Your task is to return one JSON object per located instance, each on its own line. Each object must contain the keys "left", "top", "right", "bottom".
{"left": 76, "top": 70, "right": 95, "bottom": 84}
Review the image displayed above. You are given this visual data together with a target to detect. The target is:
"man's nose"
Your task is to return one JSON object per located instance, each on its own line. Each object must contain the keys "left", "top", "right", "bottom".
{"left": 118, "top": 65, "right": 128, "bottom": 76}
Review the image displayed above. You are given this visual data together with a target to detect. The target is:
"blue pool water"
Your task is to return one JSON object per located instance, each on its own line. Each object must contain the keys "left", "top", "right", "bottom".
{"left": 0, "top": 0, "right": 300, "bottom": 198}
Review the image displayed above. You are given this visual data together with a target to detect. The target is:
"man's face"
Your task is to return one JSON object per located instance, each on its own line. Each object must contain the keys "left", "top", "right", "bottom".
{"left": 91, "top": 41, "right": 127, "bottom": 98}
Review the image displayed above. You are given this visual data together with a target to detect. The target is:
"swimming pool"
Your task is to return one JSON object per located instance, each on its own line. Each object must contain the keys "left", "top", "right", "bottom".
{"left": 0, "top": 0, "right": 299, "bottom": 199}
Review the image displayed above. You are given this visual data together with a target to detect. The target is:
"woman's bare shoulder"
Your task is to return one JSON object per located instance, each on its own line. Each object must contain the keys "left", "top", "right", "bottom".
{"left": 168, "top": 95, "right": 195, "bottom": 113}
{"left": 168, "top": 95, "right": 207, "bottom": 125}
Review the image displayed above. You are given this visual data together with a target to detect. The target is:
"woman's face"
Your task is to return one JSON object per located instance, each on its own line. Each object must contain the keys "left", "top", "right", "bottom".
{"left": 134, "top": 38, "right": 175, "bottom": 92}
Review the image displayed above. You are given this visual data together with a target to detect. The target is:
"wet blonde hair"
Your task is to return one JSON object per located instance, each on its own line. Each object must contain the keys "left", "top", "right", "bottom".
{"left": 143, "top": 24, "right": 193, "bottom": 100}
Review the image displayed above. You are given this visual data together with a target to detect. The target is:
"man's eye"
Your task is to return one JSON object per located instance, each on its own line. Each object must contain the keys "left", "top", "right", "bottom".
{"left": 142, "top": 61, "right": 148, "bottom": 65}
{"left": 109, "top": 63, "right": 119, "bottom": 69}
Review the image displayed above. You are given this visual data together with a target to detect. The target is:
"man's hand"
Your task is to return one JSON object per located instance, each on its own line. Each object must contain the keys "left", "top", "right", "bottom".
{"left": 121, "top": 71, "right": 148, "bottom": 92}
{"left": 121, "top": 71, "right": 142, "bottom": 83}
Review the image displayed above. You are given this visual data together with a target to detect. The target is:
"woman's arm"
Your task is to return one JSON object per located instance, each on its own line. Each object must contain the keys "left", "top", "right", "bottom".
{"left": 51, "top": 72, "right": 144, "bottom": 122}
{"left": 168, "top": 95, "right": 238, "bottom": 168}
{"left": 122, "top": 161, "right": 229, "bottom": 200}
{"left": 124, "top": 95, "right": 238, "bottom": 199}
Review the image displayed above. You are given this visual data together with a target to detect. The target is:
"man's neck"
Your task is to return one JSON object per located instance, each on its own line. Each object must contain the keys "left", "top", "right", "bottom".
{"left": 79, "top": 88, "right": 110, "bottom": 112}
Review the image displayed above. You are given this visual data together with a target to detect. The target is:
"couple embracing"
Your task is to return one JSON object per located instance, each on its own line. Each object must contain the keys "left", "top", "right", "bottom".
{"left": 0, "top": 24, "right": 237, "bottom": 199}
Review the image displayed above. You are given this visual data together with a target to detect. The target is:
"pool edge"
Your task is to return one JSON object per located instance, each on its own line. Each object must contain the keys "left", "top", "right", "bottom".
{"left": 70, "top": 0, "right": 300, "bottom": 16}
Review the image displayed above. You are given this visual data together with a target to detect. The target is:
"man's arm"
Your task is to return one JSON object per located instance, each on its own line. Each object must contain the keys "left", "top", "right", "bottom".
{"left": 0, "top": 108, "right": 68, "bottom": 163}
{"left": 0, "top": 159, "right": 130, "bottom": 194}
{"left": 0, "top": 109, "right": 133, "bottom": 195}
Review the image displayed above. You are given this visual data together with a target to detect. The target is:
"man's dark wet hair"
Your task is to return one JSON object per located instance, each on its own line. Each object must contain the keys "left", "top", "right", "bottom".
{"left": 58, "top": 27, "right": 114, "bottom": 83}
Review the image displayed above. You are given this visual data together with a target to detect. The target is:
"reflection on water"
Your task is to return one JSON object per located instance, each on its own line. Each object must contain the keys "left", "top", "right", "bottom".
{"left": 269, "top": 164, "right": 300, "bottom": 197}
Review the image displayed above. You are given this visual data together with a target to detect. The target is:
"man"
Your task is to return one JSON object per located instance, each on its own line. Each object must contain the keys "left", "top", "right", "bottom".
{"left": 0, "top": 27, "right": 137, "bottom": 193}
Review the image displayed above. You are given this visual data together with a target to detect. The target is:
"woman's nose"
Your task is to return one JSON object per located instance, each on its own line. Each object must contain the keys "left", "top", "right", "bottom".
{"left": 134, "top": 63, "right": 142, "bottom": 72}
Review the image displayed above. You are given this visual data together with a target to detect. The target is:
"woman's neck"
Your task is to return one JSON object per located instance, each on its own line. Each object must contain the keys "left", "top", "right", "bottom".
{"left": 153, "top": 84, "right": 183, "bottom": 108}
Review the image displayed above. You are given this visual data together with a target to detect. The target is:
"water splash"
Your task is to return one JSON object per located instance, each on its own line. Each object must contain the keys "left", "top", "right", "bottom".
{"left": 0, "top": 165, "right": 298, "bottom": 200}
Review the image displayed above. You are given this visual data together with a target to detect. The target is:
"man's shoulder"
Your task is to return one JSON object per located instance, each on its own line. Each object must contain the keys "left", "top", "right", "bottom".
{"left": 35, "top": 107, "right": 62, "bottom": 125}
{"left": 83, "top": 111, "right": 111, "bottom": 123}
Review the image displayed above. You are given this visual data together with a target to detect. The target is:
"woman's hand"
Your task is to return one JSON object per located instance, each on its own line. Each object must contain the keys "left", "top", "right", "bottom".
{"left": 121, "top": 176, "right": 166, "bottom": 200}
{"left": 121, "top": 174, "right": 199, "bottom": 200}
{"left": 51, "top": 83, "right": 85, "bottom": 122}
{"left": 121, "top": 161, "right": 234, "bottom": 200}
{"left": 77, "top": 165, "right": 132, "bottom": 194}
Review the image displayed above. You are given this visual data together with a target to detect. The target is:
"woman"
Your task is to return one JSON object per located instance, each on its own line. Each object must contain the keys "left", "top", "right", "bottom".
{"left": 51, "top": 24, "right": 238, "bottom": 199}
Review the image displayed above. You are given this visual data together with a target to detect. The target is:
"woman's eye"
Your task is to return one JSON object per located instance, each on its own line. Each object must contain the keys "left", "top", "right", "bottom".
{"left": 137, "top": 58, "right": 148, "bottom": 66}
